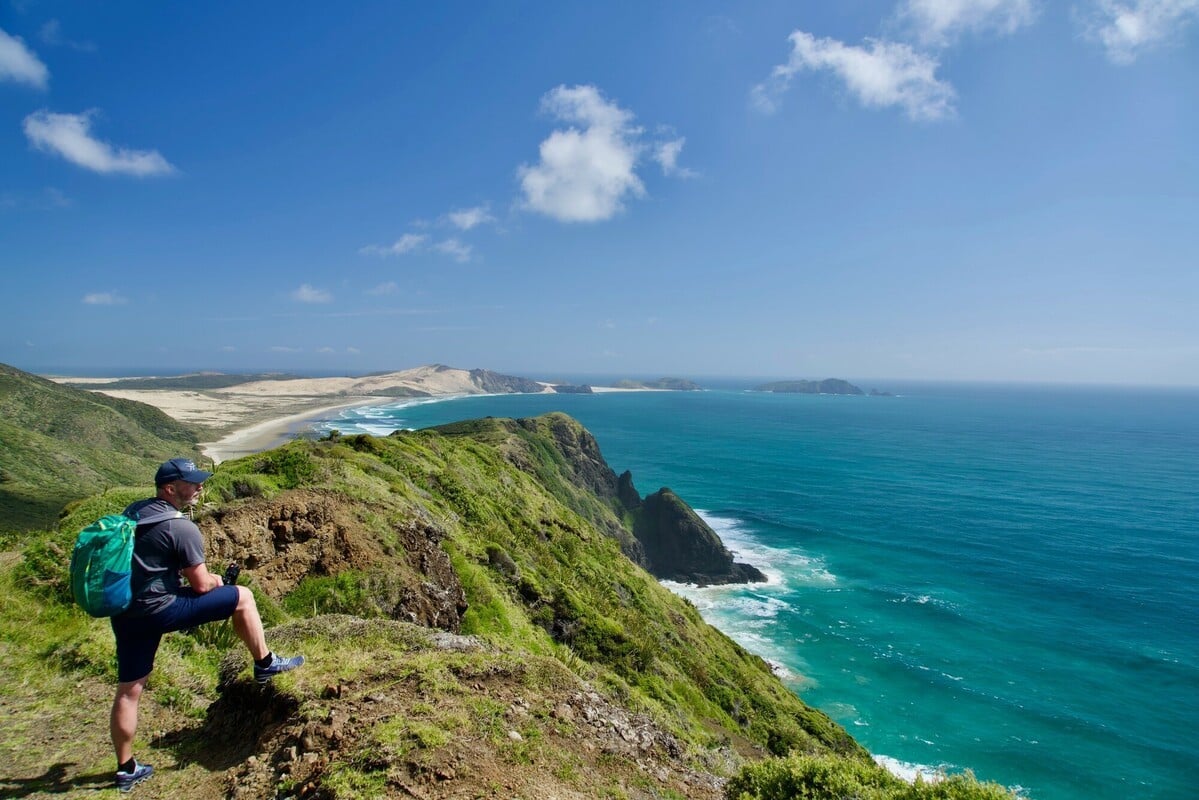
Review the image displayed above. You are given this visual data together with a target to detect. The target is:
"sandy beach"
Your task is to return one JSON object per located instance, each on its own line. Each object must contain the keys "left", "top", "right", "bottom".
{"left": 199, "top": 398, "right": 383, "bottom": 463}
{"left": 53, "top": 366, "right": 661, "bottom": 464}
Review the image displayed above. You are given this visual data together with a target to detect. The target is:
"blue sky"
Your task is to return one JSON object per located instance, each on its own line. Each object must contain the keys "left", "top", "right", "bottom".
{"left": 2, "top": 1, "right": 1196, "bottom": 385}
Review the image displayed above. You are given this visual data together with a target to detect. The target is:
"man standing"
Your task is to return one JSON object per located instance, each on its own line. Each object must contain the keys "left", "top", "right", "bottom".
{"left": 110, "top": 458, "right": 303, "bottom": 792}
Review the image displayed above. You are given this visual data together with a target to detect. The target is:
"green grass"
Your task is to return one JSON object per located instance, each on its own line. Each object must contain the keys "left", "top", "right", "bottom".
{"left": 0, "top": 362, "right": 204, "bottom": 532}
{"left": 0, "top": 409, "right": 1030, "bottom": 798}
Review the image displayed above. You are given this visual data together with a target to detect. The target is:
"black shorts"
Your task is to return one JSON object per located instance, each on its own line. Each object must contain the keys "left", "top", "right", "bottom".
{"left": 110, "top": 586, "right": 240, "bottom": 682}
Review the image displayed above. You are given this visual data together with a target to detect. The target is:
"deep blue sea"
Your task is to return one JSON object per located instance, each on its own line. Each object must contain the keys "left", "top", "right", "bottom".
{"left": 310, "top": 382, "right": 1198, "bottom": 800}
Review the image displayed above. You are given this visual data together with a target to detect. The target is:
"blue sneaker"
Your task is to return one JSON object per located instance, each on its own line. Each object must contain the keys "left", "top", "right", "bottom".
{"left": 115, "top": 761, "right": 153, "bottom": 792}
{"left": 254, "top": 653, "right": 304, "bottom": 683}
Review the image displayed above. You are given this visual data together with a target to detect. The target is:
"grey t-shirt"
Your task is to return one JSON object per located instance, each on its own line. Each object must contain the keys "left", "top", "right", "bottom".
{"left": 121, "top": 498, "right": 207, "bottom": 618}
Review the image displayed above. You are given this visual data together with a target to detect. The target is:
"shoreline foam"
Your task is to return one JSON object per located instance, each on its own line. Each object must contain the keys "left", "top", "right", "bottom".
{"left": 200, "top": 398, "right": 381, "bottom": 464}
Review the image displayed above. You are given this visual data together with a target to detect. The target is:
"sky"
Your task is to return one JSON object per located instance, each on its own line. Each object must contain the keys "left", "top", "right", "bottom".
{"left": 1, "top": 1, "right": 1197, "bottom": 385}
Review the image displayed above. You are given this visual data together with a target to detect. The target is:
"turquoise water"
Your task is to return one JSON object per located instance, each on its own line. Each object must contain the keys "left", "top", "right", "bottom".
{"left": 313, "top": 383, "right": 1198, "bottom": 800}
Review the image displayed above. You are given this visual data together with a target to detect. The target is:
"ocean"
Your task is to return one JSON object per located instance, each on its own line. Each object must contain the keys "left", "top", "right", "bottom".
{"left": 308, "top": 382, "right": 1198, "bottom": 800}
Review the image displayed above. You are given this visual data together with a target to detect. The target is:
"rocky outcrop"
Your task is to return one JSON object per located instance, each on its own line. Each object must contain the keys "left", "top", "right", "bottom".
{"left": 469, "top": 368, "right": 547, "bottom": 394}
{"left": 202, "top": 490, "right": 468, "bottom": 631}
{"left": 616, "top": 470, "right": 641, "bottom": 510}
{"left": 460, "top": 413, "right": 765, "bottom": 587}
{"left": 211, "top": 616, "right": 729, "bottom": 800}
{"left": 517, "top": 414, "right": 621, "bottom": 499}
{"left": 633, "top": 489, "right": 766, "bottom": 586}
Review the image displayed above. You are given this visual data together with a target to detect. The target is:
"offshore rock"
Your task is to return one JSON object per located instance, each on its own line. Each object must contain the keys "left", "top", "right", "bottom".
{"left": 633, "top": 488, "right": 766, "bottom": 586}
{"left": 435, "top": 412, "right": 765, "bottom": 586}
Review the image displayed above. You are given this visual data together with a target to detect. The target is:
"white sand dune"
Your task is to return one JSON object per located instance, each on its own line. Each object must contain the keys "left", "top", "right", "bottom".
{"left": 64, "top": 365, "right": 566, "bottom": 464}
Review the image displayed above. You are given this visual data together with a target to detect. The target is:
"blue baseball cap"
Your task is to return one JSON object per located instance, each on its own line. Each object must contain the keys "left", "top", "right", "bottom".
{"left": 155, "top": 458, "right": 213, "bottom": 486}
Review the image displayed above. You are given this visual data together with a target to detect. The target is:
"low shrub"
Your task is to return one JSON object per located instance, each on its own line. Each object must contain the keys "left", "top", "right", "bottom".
{"left": 725, "top": 754, "right": 1021, "bottom": 800}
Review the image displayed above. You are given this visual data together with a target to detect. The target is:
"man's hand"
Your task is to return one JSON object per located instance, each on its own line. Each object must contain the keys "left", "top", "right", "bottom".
{"left": 181, "top": 562, "right": 223, "bottom": 593}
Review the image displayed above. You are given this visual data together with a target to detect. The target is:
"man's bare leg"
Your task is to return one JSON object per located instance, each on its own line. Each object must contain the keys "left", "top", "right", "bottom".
{"left": 111, "top": 676, "right": 148, "bottom": 764}
{"left": 231, "top": 585, "right": 268, "bottom": 660}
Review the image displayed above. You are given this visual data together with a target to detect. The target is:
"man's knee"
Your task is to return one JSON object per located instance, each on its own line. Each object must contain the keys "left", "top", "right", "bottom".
{"left": 235, "top": 585, "right": 257, "bottom": 612}
{"left": 115, "top": 677, "right": 148, "bottom": 702}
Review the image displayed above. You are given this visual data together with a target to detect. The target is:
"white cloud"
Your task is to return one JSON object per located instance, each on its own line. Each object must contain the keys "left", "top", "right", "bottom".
{"left": 316, "top": 346, "right": 336, "bottom": 354}
{"left": 83, "top": 291, "right": 127, "bottom": 305}
{"left": 1087, "top": 0, "right": 1199, "bottom": 63}
{"left": 363, "top": 233, "right": 470, "bottom": 261}
{"left": 899, "top": 0, "right": 1037, "bottom": 45}
{"left": 220, "top": 345, "right": 237, "bottom": 352}
{"left": 39, "top": 19, "right": 95, "bottom": 51}
{"left": 752, "top": 31, "right": 956, "bottom": 121}
{"left": 359, "top": 233, "right": 427, "bottom": 256}
{"left": 23, "top": 110, "right": 176, "bottom": 176}
{"left": 0, "top": 27, "right": 48, "bottom": 88}
{"left": 653, "top": 137, "right": 697, "bottom": 178}
{"left": 291, "top": 284, "right": 332, "bottom": 303}
{"left": 434, "top": 238, "right": 472, "bottom": 262}
{"left": 447, "top": 205, "right": 495, "bottom": 230}
{"left": 518, "top": 84, "right": 646, "bottom": 222}
{"left": 347, "top": 346, "right": 361, "bottom": 354}
{"left": 270, "top": 346, "right": 302, "bottom": 353}
{"left": 367, "top": 281, "right": 399, "bottom": 295}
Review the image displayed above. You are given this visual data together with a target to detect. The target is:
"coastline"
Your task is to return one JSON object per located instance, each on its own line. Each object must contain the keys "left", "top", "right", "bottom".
{"left": 196, "top": 387, "right": 659, "bottom": 463}
{"left": 54, "top": 368, "right": 666, "bottom": 467}
{"left": 201, "top": 398, "right": 381, "bottom": 464}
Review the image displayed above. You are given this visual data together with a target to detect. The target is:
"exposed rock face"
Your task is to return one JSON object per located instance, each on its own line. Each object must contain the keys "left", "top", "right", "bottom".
{"left": 389, "top": 519, "right": 469, "bottom": 630}
{"left": 437, "top": 412, "right": 767, "bottom": 587}
{"left": 633, "top": 489, "right": 767, "bottom": 586}
{"left": 510, "top": 415, "right": 764, "bottom": 586}
{"left": 201, "top": 490, "right": 468, "bottom": 631}
{"left": 211, "top": 616, "right": 728, "bottom": 800}
{"left": 518, "top": 414, "right": 621, "bottom": 501}
{"left": 616, "top": 470, "right": 641, "bottom": 510}
{"left": 469, "top": 368, "right": 547, "bottom": 394}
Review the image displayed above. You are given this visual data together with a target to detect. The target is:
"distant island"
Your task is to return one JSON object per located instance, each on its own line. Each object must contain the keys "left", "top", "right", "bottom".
{"left": 754, "top": 378, "right": 865, "bottom": 395}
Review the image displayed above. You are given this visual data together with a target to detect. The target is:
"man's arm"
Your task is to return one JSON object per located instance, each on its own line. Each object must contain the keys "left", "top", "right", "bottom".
{"left": 180, "top": 562, "right": 223, "bottom": 593}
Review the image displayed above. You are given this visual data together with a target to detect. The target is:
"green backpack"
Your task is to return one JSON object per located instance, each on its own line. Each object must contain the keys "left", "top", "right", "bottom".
{"left": 69, "top": 509, "right": 181, "bottom": 617}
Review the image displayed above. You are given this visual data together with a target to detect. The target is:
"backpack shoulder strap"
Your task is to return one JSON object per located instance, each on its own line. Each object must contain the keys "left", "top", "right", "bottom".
{"left": 131, "top": 509, "right": 185, "bottom": 528}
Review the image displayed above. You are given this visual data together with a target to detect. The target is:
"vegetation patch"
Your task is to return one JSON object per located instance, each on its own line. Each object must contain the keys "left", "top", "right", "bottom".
{"left": 0, "top": 409, "right": 1027, "bottom": 799}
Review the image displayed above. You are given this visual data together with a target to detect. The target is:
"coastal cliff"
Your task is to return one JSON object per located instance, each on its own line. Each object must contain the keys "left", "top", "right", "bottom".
{"left": 0, "top": 371, "right": 1020, "bottom": 798}
{"left": 432, "top": 413, "right": 764, "bottom": 585}
{"left": 4, "top": 411, "right": 871, "bottom": 798}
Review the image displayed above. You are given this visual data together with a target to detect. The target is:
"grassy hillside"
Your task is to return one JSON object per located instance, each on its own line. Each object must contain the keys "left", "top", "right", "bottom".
{"left": 0, "top": 413, "right": 1022, "bottom": 799}
{"left": 0, "top": 362, "right": 204, "bottom": 532}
